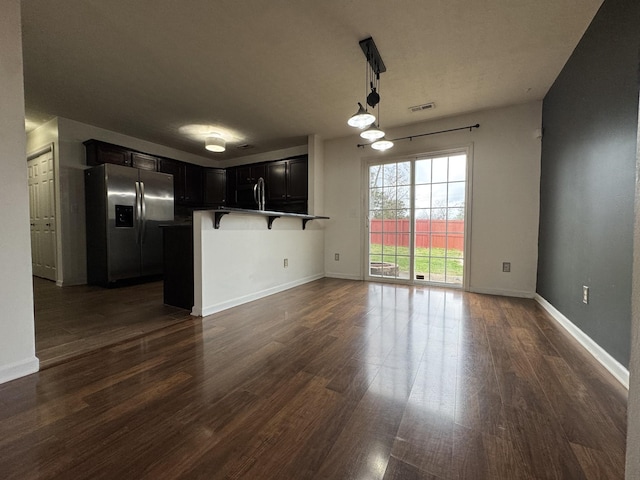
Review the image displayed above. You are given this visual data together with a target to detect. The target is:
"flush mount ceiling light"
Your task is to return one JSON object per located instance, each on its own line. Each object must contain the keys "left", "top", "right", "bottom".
{"left": 179, "top": 124, "right": 247, "bottom": 153}
{"left": 347, "top": 37, "right": 386, "bottom": 131}
{"left": 205, "top": 134, "right": 226, "bottom": 152}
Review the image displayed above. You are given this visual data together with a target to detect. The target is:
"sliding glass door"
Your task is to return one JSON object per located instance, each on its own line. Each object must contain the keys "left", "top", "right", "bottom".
{"left": 367, "top": 151, "right": 468, "bottom": 286}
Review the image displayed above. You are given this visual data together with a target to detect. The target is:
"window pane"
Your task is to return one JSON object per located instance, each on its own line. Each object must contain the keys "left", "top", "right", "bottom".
{"left": 414, "top": 253, "right": 430, "bottom": 280}
{"left": 447, "top": 208, "right": 464, "bottom": 222}
{"left": 395, "top": 255, "right": 410, "bottom": 278}
{"left": 397, "top": 162, "right": 411, "bottom": 186}
{"left": 431, "top": 233, "right": 446, "bottom": 252}
{"left": 432, "top": 183, "right": 447, "bottom": 208}
{"left": 447, "top": 236, "right": 463, "bottom": 258}
{"left": 396, "top": 185, "right": 410, "bottom": 210}
{"left": 448, "top": 182, "right": 465, "bottom": 207}
{"left": 383, "top": 163, "right": 396, "bottom": 185}
{"left": 415, "top": 233, "right": 430, "bottom": 250}
{"left": 398, "top": 217, "right": 411, "bottom": 233}
{"left": 415, "top": 159, "right": 431, "bottom": 184}
{"left": 446, "top": 257, "right": 463, "bottom": 284}
{"left": 370, "top": 216, "right": 383, "bottom": 232}
{"left": 429, "top": 256, "right": 446, "bottom": 282}
{"left": 370, "top": 187, "right": 384, "bottom": 210}
{"left": 415, "top": 185, "right": 431, "bottom": 209}
{"left": 382, "top": 186, "right": 396, "bottom": 210}
{"left": 449, "top": 155, "right": 466, "bottom": 182}
{"left": 370, "top": 165, "right": 383, "bottom": 187}
{"left": 415, "top": 208, "right": 431, "bottom": 221}
{"left": 432, "top": 157, "right": 448, "bottom": 183}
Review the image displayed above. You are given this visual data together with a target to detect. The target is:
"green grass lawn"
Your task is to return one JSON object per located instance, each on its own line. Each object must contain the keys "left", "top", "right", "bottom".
{"left": 369, "top": 244, "right": 463, "bottom": 275}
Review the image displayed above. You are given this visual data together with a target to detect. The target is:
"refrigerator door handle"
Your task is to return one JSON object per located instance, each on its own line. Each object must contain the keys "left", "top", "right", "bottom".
{"left": 140, "top": 181, "right": 147, "bottom": 244}
{"left": 135, "top": 181, "right": 142, "bottom": 245}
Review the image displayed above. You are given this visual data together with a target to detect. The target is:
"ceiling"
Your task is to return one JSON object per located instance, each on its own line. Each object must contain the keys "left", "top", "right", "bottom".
{"left": 21, "top": 0, "right": 603, "bottom": 162}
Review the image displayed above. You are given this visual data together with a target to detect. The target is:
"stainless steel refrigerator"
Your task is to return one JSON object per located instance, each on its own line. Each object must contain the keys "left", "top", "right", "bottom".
{"left": 85, "top": 163, "right": 174, "bottom": 286}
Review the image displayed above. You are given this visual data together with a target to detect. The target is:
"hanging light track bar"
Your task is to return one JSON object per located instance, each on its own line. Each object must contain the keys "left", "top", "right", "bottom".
{"left": 358, "top": 123, "right": 480, "bottom": 148}
{"left": 359, "top": 37, "right": 386, "bottom": 74}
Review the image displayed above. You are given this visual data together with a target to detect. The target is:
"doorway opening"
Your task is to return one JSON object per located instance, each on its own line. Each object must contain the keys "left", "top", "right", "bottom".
{"left": 366, "top": 149, "right": 471, "bottom": 287}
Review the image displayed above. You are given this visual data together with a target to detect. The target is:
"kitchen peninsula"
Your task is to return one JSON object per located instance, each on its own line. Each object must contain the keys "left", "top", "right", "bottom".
{"left": 164, "top": 208, "right": 328, "bottom": 316}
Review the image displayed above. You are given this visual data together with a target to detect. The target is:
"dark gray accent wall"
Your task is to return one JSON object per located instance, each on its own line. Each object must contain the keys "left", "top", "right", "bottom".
{"left": 537, "top": 0, "right": 640, "bottom": 367}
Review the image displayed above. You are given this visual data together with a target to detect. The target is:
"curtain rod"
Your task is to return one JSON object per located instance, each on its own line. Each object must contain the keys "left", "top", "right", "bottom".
{"left": 357, "top": 123, "right": 480, "bottom": 148}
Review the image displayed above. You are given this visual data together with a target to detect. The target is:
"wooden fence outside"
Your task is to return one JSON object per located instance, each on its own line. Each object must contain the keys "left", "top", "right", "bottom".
{"left": 370, "top": 219, "right": 464, "bottom": 251}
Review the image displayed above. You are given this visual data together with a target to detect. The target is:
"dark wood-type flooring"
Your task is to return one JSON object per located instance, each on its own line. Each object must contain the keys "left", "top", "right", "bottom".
{"left": 33, "top": 277, "right": 191, "bottom": 368}
{"left": 1, "top": 278, "right": 628, "bottom": 479}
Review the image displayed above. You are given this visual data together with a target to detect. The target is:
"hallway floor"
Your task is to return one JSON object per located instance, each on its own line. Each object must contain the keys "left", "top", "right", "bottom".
{"left": 33, "top": 277, "right": 191, "bottom": 368}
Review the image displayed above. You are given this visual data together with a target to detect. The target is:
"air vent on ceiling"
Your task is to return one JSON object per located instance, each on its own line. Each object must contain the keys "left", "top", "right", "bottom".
{"left": 236, "top": 144, "right": 254, "bottom": 150}
{"left": 409, "top": 102, "right": 435, "bottom": 113}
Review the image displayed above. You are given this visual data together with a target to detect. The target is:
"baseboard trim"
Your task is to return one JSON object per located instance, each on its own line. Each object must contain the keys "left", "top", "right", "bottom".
{"left": 469, "top": 286, "right": 535, "bottom": 298}
{"left": 0, "top": 356, "right": 39, "bottom": 385}
{"left": 535, "top": 294, "right": 629, "bottom": 389}
{"left": 324, "top": 272, "right": 363, "bottom": 281}
{"left": 193, "top": 273, "right": 325, "bottom": 317}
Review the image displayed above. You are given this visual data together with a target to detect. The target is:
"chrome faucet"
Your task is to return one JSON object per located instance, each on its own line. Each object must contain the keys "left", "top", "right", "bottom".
{"left": 254, "top": 177, "right": 265, "bottom": 210}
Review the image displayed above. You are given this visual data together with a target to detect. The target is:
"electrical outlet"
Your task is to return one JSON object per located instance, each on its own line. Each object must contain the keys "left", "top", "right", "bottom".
{"left": 502, "top": 262, "right": 511, "bottom": 273}
{"left": 583, "top": 286, "right": 589, "bottom": 304}
{"left": 335, "top": 253, "right": 340, "bottom": 261}
{"left": 284, "top": 258, "right": 288, "bottom": 268}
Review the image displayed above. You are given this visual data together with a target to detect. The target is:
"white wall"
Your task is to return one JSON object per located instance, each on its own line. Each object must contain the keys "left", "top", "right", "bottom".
{"left": 308, "top": 134, "right": 325, "bottom": 216}
{"left": 193, "top": 211, "right": 325, "bottom": 316}
{"left": 323, "top": 102, "right": 542, "bottom": 297}
{"left": 0, "top": 0, "right": 39, "bottom": 383}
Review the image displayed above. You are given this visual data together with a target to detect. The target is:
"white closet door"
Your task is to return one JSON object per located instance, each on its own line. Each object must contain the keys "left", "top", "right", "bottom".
{"left": 28, "top": 150, "right": 57, "bottom": 281}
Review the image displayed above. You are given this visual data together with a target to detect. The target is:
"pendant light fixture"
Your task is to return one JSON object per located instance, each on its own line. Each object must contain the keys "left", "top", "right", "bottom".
{"left": 371, "top": 137, "right": 394, "bottom": 151}
{"left": 348, "top": 102, "right": 376, "bottom": 129}
{"left": 348, "top": 37, "right": 386, "bottom": 133}
{"left": 361, "top": 68, "right": 386, "bottom": 142}
{"left": 360, "top": 123, "right": 385, "bottom": 141}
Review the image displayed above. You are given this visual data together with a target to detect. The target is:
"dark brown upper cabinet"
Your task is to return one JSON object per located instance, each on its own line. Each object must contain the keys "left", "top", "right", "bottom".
{"left": 130, "top": 152, "right": 158, "bottom": 171}
{"left": 85, "top": 140, "right": 158, "bottom": 172}
{"left": 266, "top": 161, "right": 287, "bottom": 201}
{"left": 158, "top": 158, "right": 204, "bottom": 206}
{"left": 204, "top": 168, "right": 226, "bottom": 207}
{"left": 226, "top": 156, "right": 308, "bottom": 212}
{"left": 266, "top": 156, "right": 308, "bottom": 203}
{"left": 84, "top": 140, "right": 131, "bottom": 167}
{"left": 236, "top": 164, "right": 266, "bottom": 186}
{"left": 287, "top": 156, "right": 308, "bottom": 201}
{"left": 83, "top": 139, "right": 306, "bottom": 212}
{"left": 183, "top": 164, "right": 204, "bottom": 206}
{"left": 157, "top": 158, "right": 185, "bottom": 203}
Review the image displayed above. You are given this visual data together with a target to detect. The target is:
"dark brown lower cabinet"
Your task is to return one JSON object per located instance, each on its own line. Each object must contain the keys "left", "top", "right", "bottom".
{"left": 161, "top": 225, "right": 193, "bottom": 310}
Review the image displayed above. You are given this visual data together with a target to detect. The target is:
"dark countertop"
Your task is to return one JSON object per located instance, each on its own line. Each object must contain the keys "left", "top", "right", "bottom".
{"left": 159, "top": 223, "right": 192, "bottom": 228}
{"left": 202, "top": 207, "right": 330, "bottom": 230}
